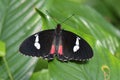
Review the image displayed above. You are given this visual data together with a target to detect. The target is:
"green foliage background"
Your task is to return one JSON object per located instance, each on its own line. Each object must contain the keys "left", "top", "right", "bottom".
{"left": 0, "top": 0, "right": 120, "bottom": 80}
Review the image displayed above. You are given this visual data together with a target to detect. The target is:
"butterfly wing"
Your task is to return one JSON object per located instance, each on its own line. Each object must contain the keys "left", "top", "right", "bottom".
{"left": 58, "top": 30, "right": 93, "bottom": 61}
{"left": 19, "top": 29, "right": 55, "bottom": 60}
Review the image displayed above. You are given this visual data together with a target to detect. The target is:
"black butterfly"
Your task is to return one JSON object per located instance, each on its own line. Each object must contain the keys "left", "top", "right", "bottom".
{"left": 19, "top": 24, "right": 93, "bottom": 61}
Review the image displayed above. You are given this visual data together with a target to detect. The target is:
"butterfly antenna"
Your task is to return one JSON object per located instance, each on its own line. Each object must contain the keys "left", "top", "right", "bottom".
{"left": 61, "top": 14, "right": 75, "bottom": 24}
{"left": 46, "top": 10, "right": 58, "bottom": 24}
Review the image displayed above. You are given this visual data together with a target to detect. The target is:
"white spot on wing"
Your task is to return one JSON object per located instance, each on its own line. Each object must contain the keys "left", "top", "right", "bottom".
{"left": 34, "top": 34, "right": 40, "bottom": 49}
{"left": 73, "top": 46, "right": 79, "bottom": 52}
{"left": 73, "top": 37, "right": 80, "bottom": 52}
{"left": 34, "top": 43, "right": 40, "bottom": 49}
{"left": 35, "top": 34, "right": 39, "bottom": 42}
{"left": 75, "top": 37, "right": 80, "bottom": 45}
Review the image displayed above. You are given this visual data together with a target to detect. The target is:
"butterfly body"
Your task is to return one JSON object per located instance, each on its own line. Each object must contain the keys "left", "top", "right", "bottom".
{"left": 19, "top": 24, "right": 93, "bottom": 61}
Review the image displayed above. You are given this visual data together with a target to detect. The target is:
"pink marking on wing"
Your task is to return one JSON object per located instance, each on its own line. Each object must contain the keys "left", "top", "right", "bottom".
{"left": 50, "top": 45, "right": 55, "bottom": 54}
{"left": 58, "top": 45, "right": 63, "bottom": 55}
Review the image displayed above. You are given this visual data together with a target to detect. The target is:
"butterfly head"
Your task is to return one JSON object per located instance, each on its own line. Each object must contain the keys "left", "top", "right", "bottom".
{"left": 55, "top": 24, "right": 62, "bottom": 34}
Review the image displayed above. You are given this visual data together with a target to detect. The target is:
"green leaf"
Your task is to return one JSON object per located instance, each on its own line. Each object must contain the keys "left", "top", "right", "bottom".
{"left": 30, "top": 69, "right": 49, "bottom": 80}
{"left": 39, "top": 0, "right": 120, "bottom": 80}
{"left": 0, "top": 41, "right": 6, "bottom": 57}
{"left": 85, "top": 0, "right": 120, "bottom": 29}
{"left": 0, "top": 0, "right": 46, "bottom": 80}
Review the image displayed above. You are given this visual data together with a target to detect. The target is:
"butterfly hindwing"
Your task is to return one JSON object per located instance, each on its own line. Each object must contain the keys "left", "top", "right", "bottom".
{"left": 59, "top": 30, "right": 93, "bottom": 61}
{"left": 19, "top": 29, "right": 55, "bottom": 60}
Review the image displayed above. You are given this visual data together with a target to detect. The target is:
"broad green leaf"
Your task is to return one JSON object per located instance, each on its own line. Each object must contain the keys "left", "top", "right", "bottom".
{"left": 0, "top": 0, "right": 46, "bottom": 80}
{"left": 36, "top": 0, "right": 120, "bottom": 80}
{"left": 85, "top": 0, "right": 120, "bottom": 29}
{"left": 30, "top": 69, "right": 49, "bottom": 80}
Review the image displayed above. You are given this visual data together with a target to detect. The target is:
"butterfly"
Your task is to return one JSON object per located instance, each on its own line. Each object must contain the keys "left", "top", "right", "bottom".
{"left": 19, "top": 24, "right": 93, "bottom": 61}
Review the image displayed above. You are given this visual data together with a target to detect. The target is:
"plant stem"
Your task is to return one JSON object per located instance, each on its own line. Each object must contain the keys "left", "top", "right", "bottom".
{"left": 3, "top": 57, "right": 14, "bottom": 80}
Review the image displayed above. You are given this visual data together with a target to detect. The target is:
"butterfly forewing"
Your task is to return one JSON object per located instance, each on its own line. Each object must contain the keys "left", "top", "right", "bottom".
{"left": 19, "top": 29, "right": 55, "bottom": 59}
{"left": 60, "top": 30, "right": 93, "bottom": 61}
